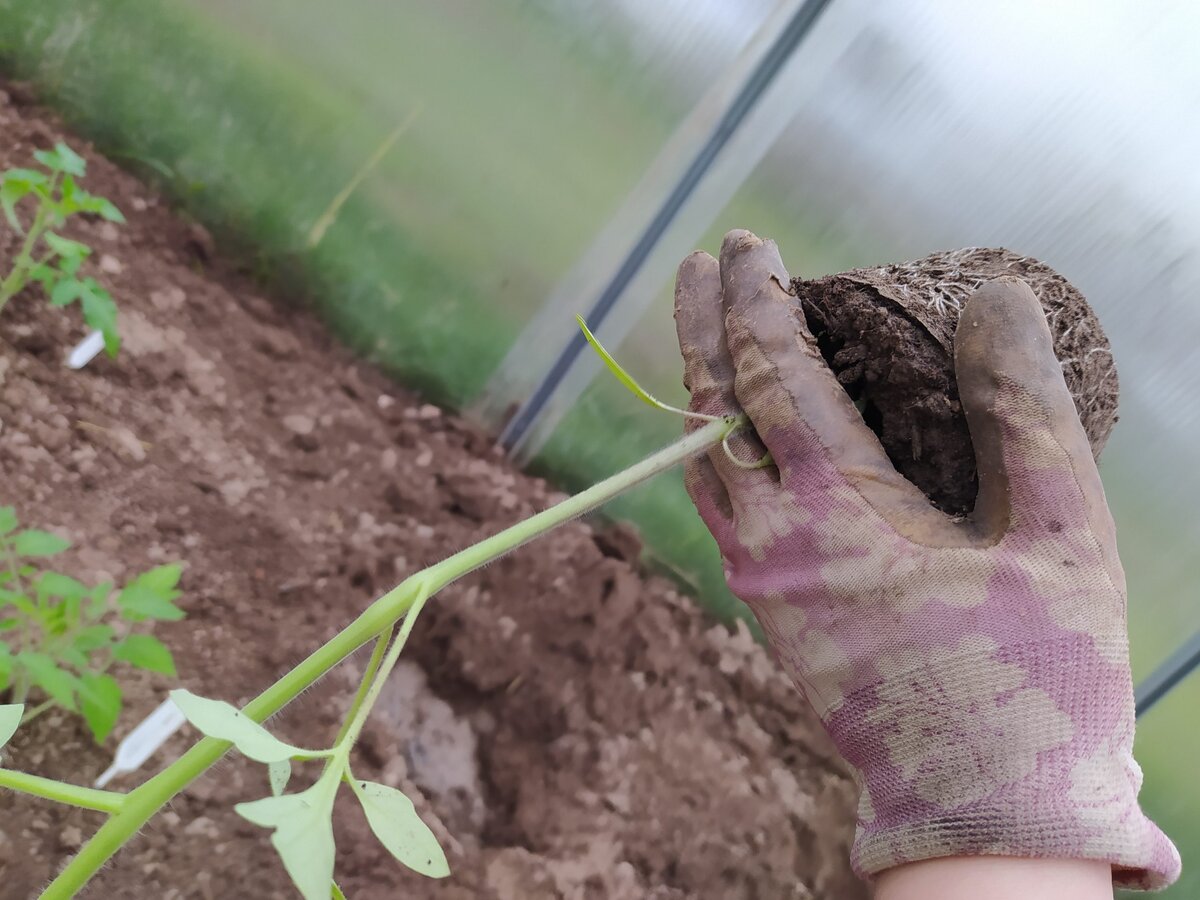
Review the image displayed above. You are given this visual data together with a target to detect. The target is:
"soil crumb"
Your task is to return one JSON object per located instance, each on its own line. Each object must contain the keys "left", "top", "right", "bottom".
{"left": 792, "top": 249, "right": 1118, "bottom": 514}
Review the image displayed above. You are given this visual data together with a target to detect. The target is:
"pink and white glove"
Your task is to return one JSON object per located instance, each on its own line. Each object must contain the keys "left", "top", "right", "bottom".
{"left": 674, "top": 230, "right": 1180, "bottom": 889}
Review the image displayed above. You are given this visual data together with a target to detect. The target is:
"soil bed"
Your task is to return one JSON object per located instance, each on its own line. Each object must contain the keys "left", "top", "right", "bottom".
{"left": 0, "top": 86, "right": 861, "bottom": 898}
{"left": 793, "top": 250, "right": 1118, "bottom": 514}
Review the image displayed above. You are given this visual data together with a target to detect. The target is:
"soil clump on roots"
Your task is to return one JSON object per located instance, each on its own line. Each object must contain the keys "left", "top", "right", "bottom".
{"left": 791, "top": 248, "right": 1119, "bottom": 515}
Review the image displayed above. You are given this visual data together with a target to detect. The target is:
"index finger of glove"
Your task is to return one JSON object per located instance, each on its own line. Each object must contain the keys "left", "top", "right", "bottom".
{"left": 674, "top": 250, "right": 774, "bottom": 537}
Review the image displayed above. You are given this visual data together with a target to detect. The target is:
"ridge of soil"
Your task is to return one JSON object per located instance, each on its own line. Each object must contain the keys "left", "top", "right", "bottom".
{"left": 0, "top": 85, "right": 862, "bottom": 899}
{"left": 792, "top": 249, "right": 1118, "bottom": 515}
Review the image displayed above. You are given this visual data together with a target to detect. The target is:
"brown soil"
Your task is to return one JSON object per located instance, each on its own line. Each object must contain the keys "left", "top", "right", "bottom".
{"left": 792, "top": 250, "right": 1118, "bottom": 514}
{"left": 0, "top": 86, "right": 863, "bottom": 898}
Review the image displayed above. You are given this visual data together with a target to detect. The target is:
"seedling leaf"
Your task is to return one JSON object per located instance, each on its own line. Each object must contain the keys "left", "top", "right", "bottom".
{"left": 18, "top": 652, "right": 78, "bottom": 710}
{"left": 73, "top": 624, "right": 115, "bottom": 652}
{"left": 349, "top": 779, "right": 449, "bottom": 878}
{"left": 13, "top": 529, "right": 70, "bottom": 557}
{"left": 43, "top": 231, "right": 92, "bottom": 262}
{"left": 331, "top": 882, "right": 348, "bottom": 900}
{"left": 0, "top": 506, "right": 17, "bottom": 535}
{"left": 113, "top": 634, "right": 176, "bottom": 675}
{"left": 268, "top": 759, "right": 291, "bottom": 797}
{"left": 78, "top": 280, "right": 120, "bottom": 355}
{"left": 37, "top": 571, "right": 87, "bottom": 599}
{"left": 34, "top": 143, "right": 87, "bottom": 176}
{"left": 118, "top": 566, "right": 185, "bottom": 622}
{"left": 170, "top": 690, "right": 317, "bottom": 763}
{"left": 0, "top": 703, "right": 23, "bottom": 749}
{"left": 49, "top": 277, "right": 84, "bottom": 307}
{"left": 79, "top": 673, "right": 122, "bottom": 743}
{"left": 236, "top": 770, "right": 340, "bottom": 900}
{"left": 575, "top": 315, "right": 715, "bottom": 421}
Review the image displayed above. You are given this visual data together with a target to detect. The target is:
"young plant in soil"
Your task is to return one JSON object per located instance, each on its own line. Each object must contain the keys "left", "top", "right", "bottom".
{"left": 0, "top": 506, "right": 181, "bottom": 743}
{"left": 0, "top": 142, "right": 125, "bottom": 354}
{"left": 0, "top": 324, "right": 747, "bottom": 899}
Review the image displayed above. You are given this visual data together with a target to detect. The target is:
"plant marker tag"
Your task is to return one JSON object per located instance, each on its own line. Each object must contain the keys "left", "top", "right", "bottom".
{"left": 66, "top": 330, "right": 106, "bottom": 370}
{"left": 94, "top": 697, "right": 187, "bottom": 788}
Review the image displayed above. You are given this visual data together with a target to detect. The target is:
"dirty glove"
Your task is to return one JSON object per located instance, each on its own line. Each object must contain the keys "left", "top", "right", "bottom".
{"left": 674, "top": 230, "right": 1179, "bottom": 889}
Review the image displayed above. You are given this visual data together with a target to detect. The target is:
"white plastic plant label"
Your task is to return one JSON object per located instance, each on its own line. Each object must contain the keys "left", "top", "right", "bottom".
{"left": 66, "top": 330, "right": 106, "bottom": 370}
{"left": 94, "top": 697, "right": 187, "bottom": 788}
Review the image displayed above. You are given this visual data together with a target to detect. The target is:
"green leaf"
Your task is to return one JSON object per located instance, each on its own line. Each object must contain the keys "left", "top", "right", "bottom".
{"left": 17, "top": 652, "right": 78, "bottom": 710}
{"left": 36, "top": 572, "right": 87, "bottom": 599}
{"left": 27, "top": 262, "right": 60, "bottom": 289}
{"left": 73, "top": 624, "right": 115, "bottom": 652}
{"left": 133, "top": 564, "right": 182, "bottom": 594}
{"left": 79, "top": 672, "right": 122, "bottom": 742}
{"left": 49, "top": 276, "right": 84, "bottom": 307}
{"left": 169, "top": 690, "right": 318, "bottom": 763}
{"left": 236, "top": 770, "right": 340, "bottom": 900}
{"left": 576, "top": 315, "right": 699, "bottom": 420}
{"left": 118, "top": 566, "right": 183, "bottom": 621}
{"left": 2, "top": 167, "right": 49, "bottom": 188}
{"left": 34, "top": 143, "right": 86, "bottom": 176}
{"left": 331, "top": 882, "right": 348, "bottom": 900}
{"left": 0, "top": 169, "right": 47, "bottom": 231}
{"left": 349, "top": 779, "right": 449, "bottom": 878}
{"left": 0, "top": 507, "right": 17, "bottom": 535}
{"left": 0, "top": 703, "right": 24, "bottom": 750}
{"left": 43, "top": 231, "right": 91, "bottom": 262}
{"left": 58, "top": 645, "right": 89, "bottom": 671}
{"left": 268, "top": 759, "right": 291, "bottom": 797}
{"left": 74, "top": 190, "right": 124, "bottom": 223}
{"left": 0, "top": 618, "right": 20, "bottom": 632}
{"left": 112, "top": 634, "right": 176, "bottom": 676}
{"left": 13, "top": 529, "right": 70, "bottom": 557}
{"left": 78, "top": 280, "right": 120, "bottom": 356}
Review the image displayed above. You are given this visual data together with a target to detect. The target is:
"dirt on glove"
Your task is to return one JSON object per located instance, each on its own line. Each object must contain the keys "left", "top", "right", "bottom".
{"left": 791, "top": 249, "right": 1119, "bottom": 514}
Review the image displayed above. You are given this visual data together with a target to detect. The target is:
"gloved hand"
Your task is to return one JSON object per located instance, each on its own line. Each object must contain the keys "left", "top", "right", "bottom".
{"left": 674, "top": 230, "right": 1180, "bottom": 890}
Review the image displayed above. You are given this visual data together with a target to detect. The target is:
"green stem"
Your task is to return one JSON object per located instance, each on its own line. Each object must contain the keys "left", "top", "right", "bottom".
{"left": 334, "top": 589, "right": 428, "bottom": 762}
{"left": 41, "top": 414, "right": 741, "bottom": 898}
{"left": 0, "top": 769, "right": 124, "bottom": 814}
{"left": 331, "top": 625, "right": 393, "bottom": 749}
{"left": 19, "top": 698, "right": 55, "bottom": 725}
{"left": 0, "top": 188, "right": 52, "bottom": 311}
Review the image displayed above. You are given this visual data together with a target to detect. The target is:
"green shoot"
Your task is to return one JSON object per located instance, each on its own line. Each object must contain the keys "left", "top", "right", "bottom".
{"left": 0, "top": 506, "right": 181, "bottom": 742}
{"left": 0, "top": 142, "right": 125, "bottom": 354}
{"left": 577, "top": 315, "right": 771, "bottom": 468}
{"left": 576, "top": 315, "right": 720, "bottom": 421}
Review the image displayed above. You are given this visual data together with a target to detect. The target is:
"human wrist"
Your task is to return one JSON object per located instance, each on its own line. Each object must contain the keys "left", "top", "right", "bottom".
{"left": 875, "top": 855, "right": 1114, "bottom": 900}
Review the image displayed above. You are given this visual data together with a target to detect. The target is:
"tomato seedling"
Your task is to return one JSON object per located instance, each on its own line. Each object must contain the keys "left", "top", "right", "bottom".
{"left": 0, "top": 142, "right": 125, "bottom": 354}
{"left": 0, "top": 506, "right": 181, "bottom": 742}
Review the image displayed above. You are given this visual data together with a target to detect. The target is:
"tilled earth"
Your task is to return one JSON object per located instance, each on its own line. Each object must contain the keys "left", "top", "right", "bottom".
{"left": 0, "top": 84, "right": 863, "bottom": 899}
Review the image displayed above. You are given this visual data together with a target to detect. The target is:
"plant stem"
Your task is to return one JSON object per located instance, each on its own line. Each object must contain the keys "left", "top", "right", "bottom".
{"left": 0, "top": 188, "right": 51, "bottom": 311}
{"left": 20, "top": 698, "right": 55, "bottom": 724}
{"left": 41, "top": 414, "right": 742, "bottom": 898}
{"left": 333, "top": 589, "right": 427, "bottom": 761}
{"left": 0, "top": 769, "right": 125, "bottom": 814}
{"left": 331, "top": 624, "right": 393, "bottom": 749}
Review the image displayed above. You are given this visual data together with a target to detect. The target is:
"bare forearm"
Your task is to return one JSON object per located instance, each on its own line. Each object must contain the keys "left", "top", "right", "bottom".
{"left": 875, "top": 856, "right": 1114, "bottom": 900}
